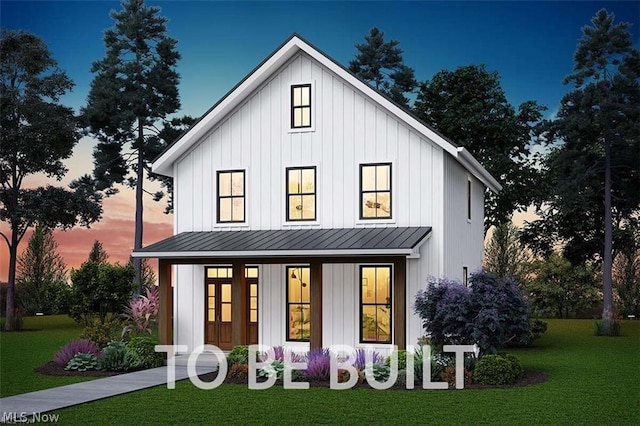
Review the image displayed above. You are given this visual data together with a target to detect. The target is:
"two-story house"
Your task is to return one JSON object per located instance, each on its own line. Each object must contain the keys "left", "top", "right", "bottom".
{"left": 132, "top": 34, "right": 501, "bottom": 354}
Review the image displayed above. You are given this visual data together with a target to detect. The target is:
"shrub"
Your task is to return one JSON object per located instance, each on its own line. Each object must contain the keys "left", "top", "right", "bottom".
{"left": 99, "top": 341, "right": 128, "bottom": 371}
{"left": 354, "top": 348, "right": 384, "bottom": 371}
{"left": 69, "top": 260, "right": 135, "bottom": 326}
{"left": 530, "top": 319, "right": 548, "bottom": 341}
{"left": 364, "top": 363, "right": 390, "bottom": 382}
{"left": 502, "top": 353, "right": 524, "bottom": 379}
{"left": 305, "top": 348, "right": 331, "bottom": 381}
{"left": 413, "top": 272, "right": 530, "bottom": 356}
{"left": 124, "top": 336, "right": 163, "bottom": 370}
{"left": 65, "top": 353, "right": 99, "bottom": 372}
{"left": 385, "top": 349, "right": 408, "bottom": 371}
{"left": 227, "top": 363, "right": 249, "bottom": 382}
{"left": 80, "top": 317, "right": 123, "bottom": 348}
{"left": 258, "top": 360, "right": 286, "bottom": 380}
{"left": 227, "top": 345, "right": 250, "bottom": 365}
{"left": 440, "top": 365, "right": 473, "bottom": 387}
{"left": 122, "top": 286, "right": 159, "bottom": 338}
{"left": 473, "top": 354, "right": 522, "bottom": 385}
{"left": 54, "top": 339, "right": 102, "bottom": 366}
{"left": 263, "top": 346, "right": 306, "bottom": 363}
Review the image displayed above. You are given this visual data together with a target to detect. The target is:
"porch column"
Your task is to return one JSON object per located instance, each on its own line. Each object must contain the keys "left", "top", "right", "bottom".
{"left": 393, "top": 257, "right": 406, "bottom": 349}
{"left": 231, "top": 261, "right": 247, "bottom": 346}
{"left": 158, "top": 259, "right": 173, "bottom": 346}
{"left": 310, "top": 261, "right": 323, "bottom": 350}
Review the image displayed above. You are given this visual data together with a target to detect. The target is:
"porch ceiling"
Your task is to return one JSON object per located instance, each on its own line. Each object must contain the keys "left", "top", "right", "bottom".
{"left": 132, "top": 227, "right": 431, "bottom": 259}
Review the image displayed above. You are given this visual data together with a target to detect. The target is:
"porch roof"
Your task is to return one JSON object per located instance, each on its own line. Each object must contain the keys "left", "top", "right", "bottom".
{"left": 131, "top": 227, "right": 431, "bottom": 259}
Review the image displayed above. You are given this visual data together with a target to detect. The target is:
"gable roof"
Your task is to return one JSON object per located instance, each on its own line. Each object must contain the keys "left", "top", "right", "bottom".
{"left": 131, "top": 226, "right": 431, "bottom": 259}
{"left": 153, "top": 33, "right": 501, "bottom": 193}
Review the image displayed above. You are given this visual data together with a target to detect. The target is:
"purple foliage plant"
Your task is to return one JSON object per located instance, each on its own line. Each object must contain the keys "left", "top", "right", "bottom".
{"left": 122, "top": 286, "right": 159, "bottom": 338}
{"left": 54, "top": 339, "right": 102, "bottom": 365}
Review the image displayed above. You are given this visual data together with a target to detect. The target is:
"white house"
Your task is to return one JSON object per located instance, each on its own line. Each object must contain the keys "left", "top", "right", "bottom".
{"left": 132, "top": 34, "right": 501, "bottom": 354}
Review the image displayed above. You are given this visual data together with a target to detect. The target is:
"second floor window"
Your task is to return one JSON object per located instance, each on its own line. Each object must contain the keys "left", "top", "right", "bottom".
{"left": 217, "top": 170, "right": 245, "bottom": 223}
{"left": 286, "top": 167, "right": 316, "bottom": 221}
{"left": 360, "top": 163, "right": 392, "bottom": 219}
{"left": 291, "top": 84, "right": 311, "bottom": 128}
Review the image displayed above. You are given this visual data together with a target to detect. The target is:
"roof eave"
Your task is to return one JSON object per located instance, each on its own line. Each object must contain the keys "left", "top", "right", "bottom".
{"left": 130, "top": 248, "right": 419, "bottom": 259}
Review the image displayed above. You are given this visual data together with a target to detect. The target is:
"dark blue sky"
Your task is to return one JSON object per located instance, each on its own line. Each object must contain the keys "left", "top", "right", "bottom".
{"left": 2, "top": 1, "right": 639, "bottom": 119}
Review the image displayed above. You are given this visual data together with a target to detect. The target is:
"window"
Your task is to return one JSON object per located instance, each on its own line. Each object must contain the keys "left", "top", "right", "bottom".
{"left": 463, "top": 267, "right": 469, "bottom": 287}
{"left": 217, "top": 170, "right": 245, "bottom": 223}
{"left": 467, "top": 178, "right": 472, "bottom": 221}
{"left": 286, "top": 167, "right": 316, "bottom": 221}
{"left": 360, "top": 266, "right": 392, "bottom": 343}
{"left": 247, "top": 267, "right": 259, "bottom": 324}
{"left": 291, "top": 84, "right": 311, "bottom": 128}
{"left": 287, "top": 266, "right": 310, "bottom": 341}
{"left": 360, "top": 163, "right": 391, "bottom": 219}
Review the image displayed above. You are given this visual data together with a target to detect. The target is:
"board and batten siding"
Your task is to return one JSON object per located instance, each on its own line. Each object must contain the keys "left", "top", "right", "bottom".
{"left": 442, "top": 153, "right": 485, "bottom": 282}
{"left": 170, "top": 51, "right": 461, "bottom": 352}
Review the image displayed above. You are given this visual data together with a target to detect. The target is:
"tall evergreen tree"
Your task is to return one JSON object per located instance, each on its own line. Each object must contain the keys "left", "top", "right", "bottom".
{"left": 414, "top": 65, "right": 546, "bottom": 230}
{"left": 349, "top": 27, "right": 417, "bottom": 107}
{"left": 0, "top": 29, "right": 102, "bottom": 330}
{"left": 483, "top": 222, "right": 531, "bottom": 285}
{"left": 525, "top": 10, "right": 639, "bottom": 334}
{"left": 83, "top": 0, "right": 182, "bottom": 293}
{"left": 17, "top": 226, "right": 69, "bottom": 315}
{"left": 87, "top": 240, "right": 109, "bottom": 265}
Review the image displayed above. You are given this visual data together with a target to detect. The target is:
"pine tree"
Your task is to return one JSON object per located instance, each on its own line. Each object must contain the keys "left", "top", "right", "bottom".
{"left": 349, "top": 27, "right": 417, "bottom": 107}
{"left": 529, "top": 9, "right": 640, "bottom": 334}
{"left": 16, "top": 226, "right": 69, "bottom": 315}
{"left": 83, "top": 0, "right": 182, "bottom": 293}
{"left": 87, "top": 240, "right": 109, "bottom": 265}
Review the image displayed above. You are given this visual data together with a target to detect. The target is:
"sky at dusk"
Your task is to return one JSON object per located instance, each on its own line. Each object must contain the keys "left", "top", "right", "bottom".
{"left": 1, "top": 0, "right": 639, "bottom": 281}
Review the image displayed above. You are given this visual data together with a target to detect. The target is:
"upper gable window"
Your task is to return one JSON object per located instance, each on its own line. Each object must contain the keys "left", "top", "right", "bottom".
{"left": 360, "top": 163, "right": 392, "bottom": 219}
{"left": 286, "top": 166, "right": 316, "bottom": 221}
{"left": 467, "top": 178, "right": 472, "bottom": 221}
{"left": 217, "top": 170, "right": 245, "bottom": 223}
{"left": 291, "top": 84, "right": 311, "bottom": 129}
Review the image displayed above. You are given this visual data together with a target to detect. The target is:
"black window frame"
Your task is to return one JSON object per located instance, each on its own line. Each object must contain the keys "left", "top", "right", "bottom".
{"left": 286, "top": 265, "right": 311, "bottom": 342}
{"left": 463, "top": 266, "right": 469, "bottom": 287}
{"left": 359, "top": 265, "right": 393, "bottom": 344}
{"left": 467, "top": 178, "right": 472, "bottom": 221}
{"left": 359, "top": 163, "right": 392, "bottom": 220}
{"left": 286, "top": 166, "right": 317, "bottom": 221}
{"left": 291, "top": 84, "right": 312, "bottom": 129}
{"left": 216, "top": 169, "right": 246, "bottom": 223}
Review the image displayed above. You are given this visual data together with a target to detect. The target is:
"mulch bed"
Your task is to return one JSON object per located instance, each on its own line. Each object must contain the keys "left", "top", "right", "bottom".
{"left": 201, "top": 368, "right": 548, "bottom": 390}
{"left": 35, "top": 361, "right": 124, "bottom": 377}
{"left": 36, "top": 363, "right": 548, "bottom": 389}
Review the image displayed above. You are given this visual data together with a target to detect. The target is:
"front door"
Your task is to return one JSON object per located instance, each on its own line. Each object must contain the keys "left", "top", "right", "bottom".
{"left": 205, "top": 279, "right": 233, "bottom": 350}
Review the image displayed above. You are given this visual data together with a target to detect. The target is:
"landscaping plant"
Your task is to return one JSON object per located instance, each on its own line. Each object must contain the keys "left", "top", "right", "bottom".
{"left": 99, "top": 341, "right": 128, "bottom": 372}
{"left": 124, "top": 336, "right": 163, "bottom": 370}
{"left": 122, "top": 286, "right": 159, "bottom": 338}
{"left": 65, "top": 353, "right": 100, "bottom": 372}
{"left": 53, "top": 339, "right": 102, "bottom": 366}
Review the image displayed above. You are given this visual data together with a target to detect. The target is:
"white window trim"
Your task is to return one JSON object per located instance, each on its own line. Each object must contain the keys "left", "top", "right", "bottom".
{"left": 355, "top": 159, "right": 397, "bottom": 225}
{"left": 213, "top": 167, "right": 249, "bottom": 227}
{"left": 282, "top": 162, "right": 321, "bottom": 226}
{"left": 288, "top": 80, "right": 316, "bottom": 133}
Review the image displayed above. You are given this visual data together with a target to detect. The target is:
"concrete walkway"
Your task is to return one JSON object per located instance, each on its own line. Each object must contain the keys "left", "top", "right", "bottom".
{"left": 0, "top": 356, "right": 217, "bottom": 421}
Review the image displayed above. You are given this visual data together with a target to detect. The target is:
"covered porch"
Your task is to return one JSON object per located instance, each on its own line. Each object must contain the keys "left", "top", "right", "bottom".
{"left": 132, "top": 227, "right": 431, "bottom": 352}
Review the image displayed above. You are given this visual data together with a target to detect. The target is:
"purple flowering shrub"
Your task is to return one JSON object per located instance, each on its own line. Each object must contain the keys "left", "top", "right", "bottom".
{"left": 353, "top": 348, "right": 385, "bottom": 371}
{"left": 413, "top": 272, "right": 530, "bottom": 356}
{"left": 54, "top": 339, "right": 102, "bottom": 366}
{"left": 305, "top": 348, "right": 331, "bottom": 381}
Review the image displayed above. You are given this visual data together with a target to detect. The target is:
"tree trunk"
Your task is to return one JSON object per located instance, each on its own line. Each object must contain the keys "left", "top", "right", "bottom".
{"left": 4, "top": 228, "right": 19, "bottom": 331}
{"left": 133, "top": 117, "right": 144, "bottom": 295}
{"left": 601, "top": 137, "right": 614, "bottom": 334}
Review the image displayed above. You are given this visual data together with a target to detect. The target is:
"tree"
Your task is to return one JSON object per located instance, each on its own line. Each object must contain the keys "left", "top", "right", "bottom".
{"left": 87, "top": 240, "right": 109, "bottom": 265}
{"left": 414, "top": 65, "right": 546, "bottom": 230}
{"left": 525, "top": 10, "right": 639, "bottom": 334}
{"left": 0, "top": 29, "right": 103, "bottom": 330}
{"left": 69, "top": 259, "right": 136, "bottom": 326}
{"left": 483, "top": 222, "right": 531, "bottom": 285}
{"left": 83, "top": 0, "right": 182, "bottom": 293}
{"left": 16, "top": 225, "right": 70, "bottom": 315}
{"left": 349, "top": 27, "right": 417, "bottom": 107}
{"left": 526, "top": 253, "right": 600, "bottom": 319}
{"left": 612, "top": 235, "right": 640, "bottom": 317}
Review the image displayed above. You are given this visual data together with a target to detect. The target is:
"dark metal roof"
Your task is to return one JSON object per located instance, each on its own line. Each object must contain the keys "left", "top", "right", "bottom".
{"left": 132, "top": 227, "right": 431, "bottom": 258}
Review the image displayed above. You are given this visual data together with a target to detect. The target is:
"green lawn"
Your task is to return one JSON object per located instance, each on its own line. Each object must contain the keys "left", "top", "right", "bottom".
{"left": 0, "top": 315, "right": 92, "bottom": 397}
{"left": 2, "top": 317, "right": 639, "bottom": 424}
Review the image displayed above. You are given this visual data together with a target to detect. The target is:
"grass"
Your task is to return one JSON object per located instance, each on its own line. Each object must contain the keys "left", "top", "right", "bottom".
{"left": 2, "top": 317, "right": 638, "bottom": 424}
{"left": 0, "top": 315, "right": 93, "bottom": 397}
